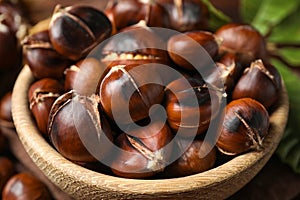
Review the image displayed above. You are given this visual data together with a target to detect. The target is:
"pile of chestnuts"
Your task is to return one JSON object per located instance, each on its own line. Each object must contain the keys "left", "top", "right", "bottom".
{"left": 23, "top": 0, "right": 282, "bottom": 179}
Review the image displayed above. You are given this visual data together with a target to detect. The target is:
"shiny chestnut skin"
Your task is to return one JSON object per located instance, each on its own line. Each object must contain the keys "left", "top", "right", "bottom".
{"left": 111, "top": 120, "right": 173, "bottom": 178}
{"left": 28, "top": 78, "right": 64, "bottom": 138}
{"left": 0, "top": 92, "right": 13, "bottom": 128}
{"left": 157, "top": 0, "right": 209, "bottom": 32}
{"left": 0, "top": 19, "right": 21, "bottom": 71}
{"left": 99, "top": 63, "right": 164, "bottom": 124}
{"left": 165, "top": 77, "right": 223, "bottom": 137}
{"left": 215, "top": 23, "right": 268, "bottom": 66}
{"left": 48, "top": 90, "right": 113, "bottom": 163}
{"left": 2, "top": 173, "right": 52, "bottom": 200}
{"left": 164, "top": 139, "right": 216, "bottom": 177}
{"left": 0, "top": 157, "right": 15, "bottom": 193}
{"left": 64, "top": 57, "right": 106, "bottom": 96}
{"left": 102, "top": 21, "right": 169, "bottom": 67}
{"left": 22, "top": 30, "right": 72, "bottom": 80}
{"left": 104, "top": 0, "right": 169, "bottom": 33}
{"left": 49, "top": 5, "right": 112, "bottom": 61}
{"left": 217, "top": 98, "right": 269, "bottom": 155}
{"left": 232, "top": 60, "right": 282, "bottom": 109}
{"left": 167, "top": 31, "right": 219, "bottom": 71}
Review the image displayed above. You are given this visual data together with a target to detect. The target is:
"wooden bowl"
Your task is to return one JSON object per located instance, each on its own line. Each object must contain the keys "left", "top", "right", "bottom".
{"left": 12, "top": 65, "right": 289, "bottom": 200}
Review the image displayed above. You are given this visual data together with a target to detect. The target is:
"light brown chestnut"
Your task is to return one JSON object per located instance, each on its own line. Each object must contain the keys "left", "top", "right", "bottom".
{"left": 28, "top": 78, "right": 64, "bottom": 138}
{"left": 111, "top": 119, "right": 173, "bottom": 178}
{"left": 48, "top": 90, "right": 113, "bottom": 163}
{"left": 232, "top": 59, "right": 282, "bottom": 109}
{"left": 99, "top": 63, "right": 164, "bottom": 124}
{"left": 216, "top": 98, "right": 269, "bottom": 155}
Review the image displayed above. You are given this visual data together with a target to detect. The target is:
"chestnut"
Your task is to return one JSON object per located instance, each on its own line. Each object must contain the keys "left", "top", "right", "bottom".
{"left": 22, "top": 30, "right": 72, "bottom": 80}
{"left": 157, "top": 0, "right": 209, "bottom": 32}
{"left": 49, "top": 5, "right": 112, "bottom": 61}
{"left": 104, "top": 0, "right": 169, "bottom": 33}
{"left": 64, "top": 57, "right": 106, "bottom": 96}
{"left": 2, "top": 173, "right": 52, "bottom": 200}
{"left": 99, "top": 63, "right": 164, "bottom": 124}
{"left": 163, "top": 139, "right": 216, "bottom": 177}
{"left": 111, "top": 119, "right": 173, "bottom": 178}
{"left": 232, "top": 60, "right": 282, "bottom": 109}
{"left": 48, "top": 90, "right": 113, "bottom": 163}
{"left": 0, "top": 92, "right": 14, "bottom": 128}
{"left": 0, "top": 157, "right": 15, "bottom": 193}
{"left": 0, "top": 18, "right": 21, "bottom": 72}
{"left": 215, "top": 23, "right": 268, "bottom": 66}
{"left": 28, "top": 78, "right": 64, "bottom": 138}
{"left": 165, "top": 77, "right": 224, "bottom": 137}
{"left": 216, "top": 98, "right": 269, "bottom": 155}
{"left": 0, "top": 130, "right": 8, "bottom": 153}
{"left": 167, "top": 31, "right": 219, "bottom": 71}
{"left": 101, "top": 21, "right": 169, "bottom": 67}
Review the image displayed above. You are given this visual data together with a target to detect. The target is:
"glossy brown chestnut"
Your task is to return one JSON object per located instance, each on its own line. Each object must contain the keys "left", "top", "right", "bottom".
{"left": 64, "top": 57, "right": 106, "bottom": 96}
{"left": 216, "top": 98, "right": 269, "bottom": 155}
{"left": 2, "top": 173, "right": 52, "bottom": 200}
{"left": 157, "top": 0, "right": 209, "bottom": 32}
{"left": 0, "top": 19, "right": 21, "bottom": 71}
{"left": 99, "top": 63, "right": 164, "bottom": 124}
{"left": 101, "top": 21, "right": 169, "bottom": 67}
{"left": 167, "top": 31, "right": 219, "bottom": 71}
{"left": 111, "top": 120, "right": 173, "bottom": 178}
{"left": 164, "top": 139, "right": 216, "bottom": 177}
{"left": 48, "top": 90, "right": 113, "bottom": 163}
{"left": 28, "top": 78, "right": 64, "bottom": 138}
{"left": 22, "top": 30, "right": 72, "bottom": 80}
{"left": 49, "top": 5, "right": 112, "bottom": 61}
{"left": 165, "top": 77, "right": 223, "bottom": 137}
{"left": 232, "top": 59, "right": 282, "bottom": 109}
{"left": 215, "top": 23, "right": 268, "bottom": 66}
{"left": 104, "top": 0, "right": 169, "bottom": 32}
{"left": 0, "top": 92, "right": 14, "bottom": 128}
{"left": 0, "top": 157, "right": 15, "bottom": 193}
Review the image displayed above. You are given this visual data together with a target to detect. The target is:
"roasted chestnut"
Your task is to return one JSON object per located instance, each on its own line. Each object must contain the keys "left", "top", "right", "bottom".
{"left": 163, "top": 138, "right": 216, "bottom": 177}
{"left": 101, "top": 21, "right": 169, "bottom": 67}
{"left": 0, "top": 157, "right": 15, "bottom": 193}
{"left": 99, "top": 63, "right": 164, "bottom": 124}
{"left": 48, "top": 90, "right": 113, "bottom": 163}
{"left": 167, "top": 31, "right": 219, "bottom": 71}
{"left": 165, "top": 77, "right": 224, "bottom": 137}
{"left": 28, "top": 78, "right": 64, "bottom": 138}
{"left": 0, "top": 92, "right": 14, "bottom": 128}
{"left": 2, "top": 173, "right": 52, "bottom": 200}
{"left": 64, "top": 57, "right": 106, "bottom": 96}
{"left": 216, "top": 98, "right": 269, "bottom": 155}
{"left": 232, "top": 60, "right": 282, "bottom": 109}
{"left": 22, "top": 30, "right": 72, "bottom": 80}
{"left": 215, "top": 23, "right": 268, "bottom": 66}
{"left": 111, "top": 119, "right": 173, "bottom": 178}
{"left": 104, "top": 0, "right": 169, "bottom": 33}
{"left": 157, "top": 0, "right": 209, "bottom": 32}
{"left": 49, "top": 5, "right": 112, "bottom": 60}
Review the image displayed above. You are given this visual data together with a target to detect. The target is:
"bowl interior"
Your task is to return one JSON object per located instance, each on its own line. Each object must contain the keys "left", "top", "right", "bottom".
{"left": 12, "top": 65, "right": 289, "bottom": 200}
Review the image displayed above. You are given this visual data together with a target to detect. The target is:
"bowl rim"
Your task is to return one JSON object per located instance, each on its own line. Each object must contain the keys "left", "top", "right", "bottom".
{"left": 12, "top": 65, "right": 289, "bottom": 199}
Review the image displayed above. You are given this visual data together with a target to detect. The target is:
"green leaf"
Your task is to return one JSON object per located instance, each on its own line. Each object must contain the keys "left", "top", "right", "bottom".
{"left": 240, "top": 0, "right": 262, "bottom": 23}
{"left": 268, "top": 9, "right": 300, "bottom": 44}
{"left": 201, "top": 0, "right": 231, "bottom": 30}
{"left": 278, "top": 48, "right": 300, "bottom": 67}
{"left": 272, "top": 58, "right": 300, "bottom": 174}
{"left": 250, "top": 0, "right": 300, "bottom": 35}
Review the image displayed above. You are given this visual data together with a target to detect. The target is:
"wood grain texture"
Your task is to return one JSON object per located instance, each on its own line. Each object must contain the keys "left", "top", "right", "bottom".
{"left": 11, "top": 65, "right": 289, "bottom": 200}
